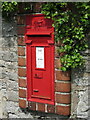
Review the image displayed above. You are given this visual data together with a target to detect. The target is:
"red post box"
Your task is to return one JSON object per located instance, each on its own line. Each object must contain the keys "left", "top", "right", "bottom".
{"left": 25, "top": 14, "right": 54, "bottom": 105}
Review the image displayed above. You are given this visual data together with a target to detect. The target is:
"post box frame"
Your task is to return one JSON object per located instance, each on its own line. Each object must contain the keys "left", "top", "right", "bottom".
{"left": 25, "top": 14, "right": 55, "bottom": 105}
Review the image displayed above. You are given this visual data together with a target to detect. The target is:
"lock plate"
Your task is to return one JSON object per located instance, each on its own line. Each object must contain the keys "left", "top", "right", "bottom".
{"left": 34, "top": 72, "right": 43, "bottom": 79}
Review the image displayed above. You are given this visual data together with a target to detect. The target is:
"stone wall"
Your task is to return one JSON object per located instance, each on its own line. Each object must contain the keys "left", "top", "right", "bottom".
{"left": 0, "top": 17, "right": 33, "bottom": 118}
{"left": 0, "top": 17, "right": 18, "bottom": 118}
{"left": 0, "top": 2, "right": 90, "bottom": 119}
{"left": 71, "top": 34, "right": 90, "bottom": 119}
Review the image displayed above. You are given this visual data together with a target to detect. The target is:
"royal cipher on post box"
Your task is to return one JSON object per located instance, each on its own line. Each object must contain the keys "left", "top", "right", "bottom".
{"left": 25, "top": 14, "right": 54, "bottom": 105}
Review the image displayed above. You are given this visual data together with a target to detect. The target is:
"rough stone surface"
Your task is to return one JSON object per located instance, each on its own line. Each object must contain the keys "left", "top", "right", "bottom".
{"left": 0, "top": 17, "right": 33, "bottom": 119}
{"left": 71, "top": 45, "right": 90, "bottom": 119}
{"left": 0, "top": 91, "right": 2, "bottom": 118}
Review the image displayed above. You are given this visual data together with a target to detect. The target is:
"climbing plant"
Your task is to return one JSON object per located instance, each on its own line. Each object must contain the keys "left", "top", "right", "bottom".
{"left": 2, "top": 1, "right": 18, "bottom": 18}
{"left": 2, "top": 2, "right": 32, "bottom": 18}
{"left": 42, "top": 2, "right": 89, "bottom": 71}
{"left": 1, "top": 2, "right": 90, "bottom": 71}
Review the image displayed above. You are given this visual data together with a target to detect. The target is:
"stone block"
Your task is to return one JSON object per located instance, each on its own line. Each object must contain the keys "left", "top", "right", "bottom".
{"left": 9, "top": 114, "right": 19, "bottom": 118}
{"left": 0, "top": 38, "right": 3, "bottom": 48}
{"left": 85, "top": 61, "right": 90, "bottom": 73}
{"left": 18, "top": 112, "right": 33, "bottom": 118}
{"left": 71, "top": 68, "right": 88, "bottom": 86}
{"left": 5, "top": 62, "right": 18, "bottom": 70}
{"left": 9, "top": 72, "right": 18, "bottom": 81}
{"left": 1, "top": 89, "right": 7, "bottom": 98}
{"left": 2, "top": 52, "right": 17, "bottom": 62}
{"left": 2, "top": 37, "right": 17, "bottom": 49}
{"left": 6, "top": 101, "right": 18, "bottom": 114}
{"left": 2, "top": 19, "right": 17, "bottom": 37}
{"left": 7, "top": 80, "right": 18, "bottom": 91}
{"left": 0, "top": 68, "right": 2, "bottom": 79}
{"left": 0, "top": 51, "right": 4, "bottom": 60}
{"left": 7, "top": 91, "right": 19, "bottom": 102}
{"left": 0, "top": 79, "right": 2, "bottom": 90}
{"left": 2, "top": 79, "right": 7, "bottom": 89}
{"left": 0, "top": 60, "right": 5, "bottom": 67}
{"left": 2, "top": 69, "right": 9, "bottom": 79}
{"left": 10, "top": 52, "right": 18, "bottom": 62}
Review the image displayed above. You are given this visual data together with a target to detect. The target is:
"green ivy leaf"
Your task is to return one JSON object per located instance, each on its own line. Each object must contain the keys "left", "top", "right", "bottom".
{"left": 61, "top": 67, "right": 67, "bottom": 71}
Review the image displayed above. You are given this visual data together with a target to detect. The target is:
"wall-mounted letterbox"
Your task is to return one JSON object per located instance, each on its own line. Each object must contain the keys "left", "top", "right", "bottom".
{"left": 25, "top": 14, "right": 54, "bottom": 105}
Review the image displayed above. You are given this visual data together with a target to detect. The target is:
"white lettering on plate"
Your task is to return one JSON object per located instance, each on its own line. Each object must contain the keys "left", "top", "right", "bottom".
{"left": 36, "top": 47, "right": 44, "bottom": 68}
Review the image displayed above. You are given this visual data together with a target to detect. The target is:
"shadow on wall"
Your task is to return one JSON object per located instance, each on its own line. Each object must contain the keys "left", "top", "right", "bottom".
{"left": 21, "top": 108, "right": 69, "bottom": 119}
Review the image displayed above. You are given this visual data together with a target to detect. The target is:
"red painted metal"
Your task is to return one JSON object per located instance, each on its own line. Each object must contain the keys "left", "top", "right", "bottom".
{"left": 25, "top": 14, "right": 54, "bottom": 105}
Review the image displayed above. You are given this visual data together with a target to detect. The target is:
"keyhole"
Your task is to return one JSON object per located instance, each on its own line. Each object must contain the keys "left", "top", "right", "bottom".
{"left": 35, "top": 74, "right": 38, "bottom": 77}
